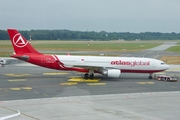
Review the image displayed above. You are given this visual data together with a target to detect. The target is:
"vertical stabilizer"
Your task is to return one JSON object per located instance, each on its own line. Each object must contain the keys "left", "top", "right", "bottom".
{"left": 7, "top": 29, "right": 42, "bottom": 55}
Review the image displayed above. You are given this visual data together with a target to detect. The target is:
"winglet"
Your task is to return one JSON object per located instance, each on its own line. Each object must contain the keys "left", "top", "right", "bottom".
{"left": 7, "top": 29, "right": 42, "bottom": 55}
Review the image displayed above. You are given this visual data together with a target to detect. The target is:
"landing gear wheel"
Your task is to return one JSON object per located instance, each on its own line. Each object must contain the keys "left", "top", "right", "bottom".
{"left": 84, "top": 73, "right": 89, "bottom": 79}
{"left": 148, "top": 73, "right": 153, "bottom": 79}
{"left": 89, "top": 73, "right": 94, "bottom": 79}
{"left": 148, "top": 75, "right": 153, "bottom": 79}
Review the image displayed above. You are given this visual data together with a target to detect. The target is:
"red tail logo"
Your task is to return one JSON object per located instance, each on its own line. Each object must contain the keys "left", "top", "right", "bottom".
{"left": 8, "top": 29, "right": 42, "bottom": 55}
{"left": 13, "top": 33, "right": 28, "bottom": 48}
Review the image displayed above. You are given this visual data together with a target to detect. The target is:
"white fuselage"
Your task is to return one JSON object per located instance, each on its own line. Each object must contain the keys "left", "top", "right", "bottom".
{"left": 56, "top": 55, "right": 169, "bottom": 73}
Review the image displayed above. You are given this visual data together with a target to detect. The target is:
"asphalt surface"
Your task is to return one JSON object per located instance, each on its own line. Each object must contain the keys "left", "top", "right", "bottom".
{"left": 0, "top": 64, "right": 179, "bottom": 101}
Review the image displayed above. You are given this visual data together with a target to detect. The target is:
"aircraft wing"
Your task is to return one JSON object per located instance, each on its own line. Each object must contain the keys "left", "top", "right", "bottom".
{"left": 0, "top": 110, "right": 20, "bottom": 120}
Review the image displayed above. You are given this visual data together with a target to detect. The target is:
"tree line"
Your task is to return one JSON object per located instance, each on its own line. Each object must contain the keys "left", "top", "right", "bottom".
{"left": 0, "top": 29, "right": 180, "bottom": 40}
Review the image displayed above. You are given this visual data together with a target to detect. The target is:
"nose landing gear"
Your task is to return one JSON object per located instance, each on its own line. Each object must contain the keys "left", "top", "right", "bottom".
{"left": 148, "top": 73, "right": 153, "bottom": 79}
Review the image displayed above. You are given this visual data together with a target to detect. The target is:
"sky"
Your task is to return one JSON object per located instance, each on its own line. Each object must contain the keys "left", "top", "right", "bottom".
{"left": 1, "top": 0, "right": 180, "bottom": 33}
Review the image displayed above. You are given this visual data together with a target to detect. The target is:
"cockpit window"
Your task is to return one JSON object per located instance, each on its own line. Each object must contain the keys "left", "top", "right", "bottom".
{"left": 161, "top": 62, "right": 165, "bottom": 65}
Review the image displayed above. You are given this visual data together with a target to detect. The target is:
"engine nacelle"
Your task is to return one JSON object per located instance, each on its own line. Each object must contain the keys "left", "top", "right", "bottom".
{"left": 102, "top": 69, "right": 121, "bottom": 78}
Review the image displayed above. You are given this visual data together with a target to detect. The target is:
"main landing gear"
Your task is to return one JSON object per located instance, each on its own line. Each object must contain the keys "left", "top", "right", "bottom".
{"left": 148, "top": 73, "right": 153, "bottom": 79}
{"left": 84, "top": 69, "right": 95, "bottom": 79}
{"left": 84, "top": 73, "right": 94, "bottom": 79}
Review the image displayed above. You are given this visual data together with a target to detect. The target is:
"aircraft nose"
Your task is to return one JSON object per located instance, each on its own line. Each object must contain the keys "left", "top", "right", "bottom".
{"left": 165, "top": 64, "right": 170, "bottom": 70}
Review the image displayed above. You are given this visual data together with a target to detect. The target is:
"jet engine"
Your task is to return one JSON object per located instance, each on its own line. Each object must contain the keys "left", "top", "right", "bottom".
{"left": 102, "top": 69, "right": 121, "bottom": 78}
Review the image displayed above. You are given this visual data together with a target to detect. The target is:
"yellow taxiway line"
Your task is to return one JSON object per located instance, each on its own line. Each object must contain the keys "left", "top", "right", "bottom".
{"left": 8, "top": 79, "right": 27, "bottom": 82}
{"left": 5, "top": 74, "right": 31, "bottom": 77}
{"left": 68, "top": 77, "right": 100, "bottom": 82}
{"left": 60, "top": 82, "right": 78, "bottom": 86}
{"left": 9, "top": 87, "right": 33, "bottom": 91}
{"left": 137, "top": 82, "right": 155, "bottom": 84}
{"left": 9, "top": 88, "right": 21, "bottom": 90}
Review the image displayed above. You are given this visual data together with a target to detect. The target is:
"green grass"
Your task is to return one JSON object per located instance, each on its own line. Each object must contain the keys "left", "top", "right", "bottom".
{"left": 0, "top": 40, "right": 162, "bottom": 57}
{"left": 166, "top": 45, "right": 180, "bottom": 53}
{"left": 32, "top": 43, "right": 161, "bottom": 52}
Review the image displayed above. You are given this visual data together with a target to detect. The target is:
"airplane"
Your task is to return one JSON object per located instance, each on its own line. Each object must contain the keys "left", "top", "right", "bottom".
{"left": 7, "top": 29, "right": 169, "bottom": 79}
{"left": 0, "top": 110, "right": 20, "bottom": 120}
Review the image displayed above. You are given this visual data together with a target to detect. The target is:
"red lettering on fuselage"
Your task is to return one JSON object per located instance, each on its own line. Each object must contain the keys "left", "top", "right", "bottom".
{"left": 111, "top": 60, "right": 150, "bottom": 67}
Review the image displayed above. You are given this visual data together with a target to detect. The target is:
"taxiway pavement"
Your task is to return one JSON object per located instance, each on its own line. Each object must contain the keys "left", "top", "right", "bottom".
{"left": 0, "top": 64, "right": 180, "bottom": 101}
{"left": 0, "top": 64, "right": 180, "bottom": 120}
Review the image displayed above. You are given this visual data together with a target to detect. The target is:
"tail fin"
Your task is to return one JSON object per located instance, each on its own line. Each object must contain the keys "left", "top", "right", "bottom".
{"left": 7, "top": 29, "right": 42, "bottom": 55}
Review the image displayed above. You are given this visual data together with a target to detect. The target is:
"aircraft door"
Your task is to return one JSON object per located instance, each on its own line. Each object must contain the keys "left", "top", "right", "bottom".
{"left": 41, "top": 57, "right": 45, "bottom": 63}
{"left": 77, "top": 58, "right": 85, "bottom": 64}
{"left": 151, "top": 60, "right": 156, "bottom": 68}
{"left": 41, "top": 56, "right": 56, "bottom": 68}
